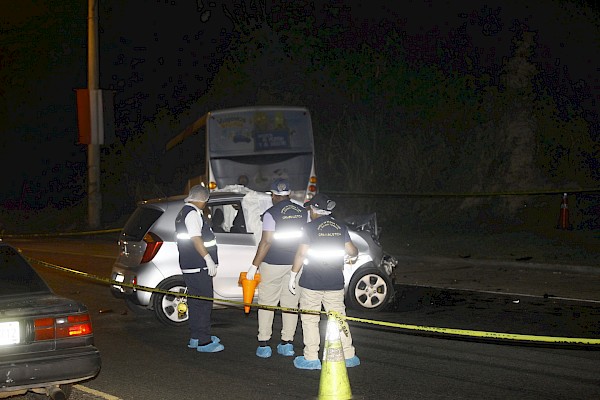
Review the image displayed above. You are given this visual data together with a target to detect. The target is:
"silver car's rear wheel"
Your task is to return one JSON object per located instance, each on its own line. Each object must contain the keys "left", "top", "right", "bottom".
{"left": 347, "top": 266, "right": 394, "bottom": 312}
{"left": 152, "top": 277, "right": 189, "bottom": 327}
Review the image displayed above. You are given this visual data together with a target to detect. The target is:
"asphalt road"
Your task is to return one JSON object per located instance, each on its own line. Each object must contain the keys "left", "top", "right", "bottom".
{"left": 392, "top": 254, "right": 600, "bottom": 303}
{"left": 4, "top": 238, "right": 600, "bottom": 400}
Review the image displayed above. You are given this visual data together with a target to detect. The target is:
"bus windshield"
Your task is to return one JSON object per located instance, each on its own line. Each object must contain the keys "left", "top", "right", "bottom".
{"left": 206, "top": 107, "right": 317, "bottom": 203}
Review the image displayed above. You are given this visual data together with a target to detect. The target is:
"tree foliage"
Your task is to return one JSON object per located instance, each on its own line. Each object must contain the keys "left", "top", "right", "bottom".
{"left": 105, "top": 0, "right": 597, "bottom": 228}
{"left": 0, "top": 1, "right": 86, "bottom": 127}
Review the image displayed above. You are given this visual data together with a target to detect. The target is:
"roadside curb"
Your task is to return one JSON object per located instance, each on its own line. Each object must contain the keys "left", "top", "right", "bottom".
{"left": 392, "top": 254, "right": 600, "bottom": 275}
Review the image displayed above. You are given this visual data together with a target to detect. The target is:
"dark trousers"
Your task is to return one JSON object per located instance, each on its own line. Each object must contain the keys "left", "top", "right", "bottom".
{"left": 182, "top": 270, "right": 214, "bottom": 343}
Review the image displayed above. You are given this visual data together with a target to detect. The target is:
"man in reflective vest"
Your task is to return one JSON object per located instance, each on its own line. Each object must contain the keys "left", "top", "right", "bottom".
{"left": 175, "top": 185, "right": 224, "bottom": 353}
{"left": 246, "top": 178, "right": 308, "bottom": 358}
{"left": 288, "top": 192, "right": 360, "bottom": 370}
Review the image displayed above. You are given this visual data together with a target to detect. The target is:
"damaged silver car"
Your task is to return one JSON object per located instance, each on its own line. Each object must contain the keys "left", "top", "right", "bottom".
{"left": 110, "top": 187, "right": 397, "bottom": 326}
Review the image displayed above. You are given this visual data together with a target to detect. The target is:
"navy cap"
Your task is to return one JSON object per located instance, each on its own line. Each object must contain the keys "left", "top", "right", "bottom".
{"left": 270, "top": 178, "right": 291, "bottom": 196}
{"left": 306, "top": 193, "right": 336, "bottom": 211}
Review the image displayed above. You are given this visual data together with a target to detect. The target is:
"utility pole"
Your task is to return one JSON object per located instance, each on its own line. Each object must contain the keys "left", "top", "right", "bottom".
{"left": 87, "top": 0, "right": 102, "bottom": 228}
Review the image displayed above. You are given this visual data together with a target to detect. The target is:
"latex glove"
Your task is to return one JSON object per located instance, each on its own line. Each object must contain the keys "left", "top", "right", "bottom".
{"left": 246, "top": 265, "right": 258, "bottom": 281}
{"left": 288, "top": 271, "right": 298, "bottom": 295}
{"left": 204, "top": 254, "right": 217, "bottom": 277}
{"left": 344, "top": 255, "right": 358, "bottom": 265}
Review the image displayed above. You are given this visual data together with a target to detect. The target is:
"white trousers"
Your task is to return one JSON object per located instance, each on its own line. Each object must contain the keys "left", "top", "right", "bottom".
{"left": 299, "top": 287, "right": 355, "bottom": 361}
{"left": 257, "top": 262, "right": 300, "bottom": 342}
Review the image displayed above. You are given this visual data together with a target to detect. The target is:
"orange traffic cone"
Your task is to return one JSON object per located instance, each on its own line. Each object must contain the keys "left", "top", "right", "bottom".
{"left": 238, "top": 272, "right": 260, "bottom": 314}
{"left": 318, "top": 314, "right": 352, "bottom": 400}
{"left": 558, "top": 193, "right": 570, "bottom": 230}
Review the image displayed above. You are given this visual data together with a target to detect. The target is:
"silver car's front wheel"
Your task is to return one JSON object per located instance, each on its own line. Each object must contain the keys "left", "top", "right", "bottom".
{"left": 152, "top": 277, "right": 189, "bottom": 327}
{"left": 347, "top": 266, "right": 394, "bottom": 312}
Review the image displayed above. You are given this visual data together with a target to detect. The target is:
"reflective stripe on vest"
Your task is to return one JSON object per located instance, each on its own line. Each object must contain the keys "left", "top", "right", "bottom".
{"left": 273, "top": 230, "right": 303, "bottom": 240}
{"left": 176, "top": 233, "right": 217, "bottom": 248}
{"left": 303, "top": 248, "right": 346, "bottom": 265}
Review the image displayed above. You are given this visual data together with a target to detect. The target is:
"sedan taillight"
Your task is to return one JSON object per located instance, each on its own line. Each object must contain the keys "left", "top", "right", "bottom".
{"left": 34, "top": 314, "right": 93, "bottom": 341}
{"left": 141, "top": 232, "right": 163, "bottom": 263}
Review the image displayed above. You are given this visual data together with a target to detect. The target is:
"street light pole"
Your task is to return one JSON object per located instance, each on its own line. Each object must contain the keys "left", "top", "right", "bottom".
{"left": 87, "top": 0, "right": 101, "bottom": 228}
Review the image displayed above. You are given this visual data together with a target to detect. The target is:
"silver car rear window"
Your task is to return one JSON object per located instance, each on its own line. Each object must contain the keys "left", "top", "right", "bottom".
{"left": 121, "top": 207, "right": 164, "bottom": 241}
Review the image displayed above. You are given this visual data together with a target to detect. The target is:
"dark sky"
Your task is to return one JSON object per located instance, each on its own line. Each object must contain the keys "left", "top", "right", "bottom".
{"left": 0, "top": 0, "right": 597, "bottom": 207}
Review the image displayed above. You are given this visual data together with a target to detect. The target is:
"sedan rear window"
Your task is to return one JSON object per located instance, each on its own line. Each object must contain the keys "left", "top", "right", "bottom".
{"left": 121, "top": 207, "right": 164, "bottom": 241}
{"left": 0, "top": 245, "right": 50, "bottom": 295}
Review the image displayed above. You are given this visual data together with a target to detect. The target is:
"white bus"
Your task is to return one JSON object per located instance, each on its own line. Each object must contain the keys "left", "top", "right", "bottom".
{"left": 167, "top": 106, "right": 318, "bottom": 204}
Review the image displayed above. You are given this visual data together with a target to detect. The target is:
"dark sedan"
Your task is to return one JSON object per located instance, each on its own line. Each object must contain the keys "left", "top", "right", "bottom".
{"left": 0, "top": 244, "right": 101, "bottom": 399}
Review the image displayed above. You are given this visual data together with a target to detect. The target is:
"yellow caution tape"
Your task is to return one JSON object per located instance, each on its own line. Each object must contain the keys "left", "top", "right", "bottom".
{"left": 3, "top": 188, "right": 599, "bottom": 239}
{"left": 327, "top": 188, "right": 600, "bottom": 198}
{"left": 26, "top": 256, "right": 600, "bottom": 347}
{"left": 2, "top": 228, "right": 122, "bottom": 238}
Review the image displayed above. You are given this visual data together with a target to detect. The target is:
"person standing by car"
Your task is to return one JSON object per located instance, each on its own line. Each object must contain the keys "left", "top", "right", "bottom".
{"left": 288, "top": 193, "right": 360, "bottom": 370}
{"left": 246, "top": 178, "right": 308, "bottom": 358}
{"left": 175, "top": 185, "right": 224, "bottom": 353}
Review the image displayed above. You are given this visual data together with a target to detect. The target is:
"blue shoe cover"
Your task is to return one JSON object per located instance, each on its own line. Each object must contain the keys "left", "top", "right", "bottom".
{"left": 197, "top": 340, "right": 224, "bottom": 353}
{"left": 293, "top": 356, "right": 321, "bottom": 370}
{"left": 256, "top": 346, "right": 272, "bottom": 358}
{"left": 345, "top": 355, "right": 360, "bottom": 368}
{"left": 188, "top": 336, "right": 220, "bottom": 349}
{"left": 277, "top": 343, "right": 295, "bottom": 356}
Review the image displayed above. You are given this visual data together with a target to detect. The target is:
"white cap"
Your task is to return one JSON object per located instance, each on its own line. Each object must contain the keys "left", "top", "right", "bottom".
{"left": 185, "top": 185, "right": 210, "bottom": 202}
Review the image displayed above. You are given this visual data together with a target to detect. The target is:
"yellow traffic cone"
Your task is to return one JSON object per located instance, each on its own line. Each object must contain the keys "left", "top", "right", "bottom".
{"left": 318, "top": 314, "right": 352, "bottom": 400}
